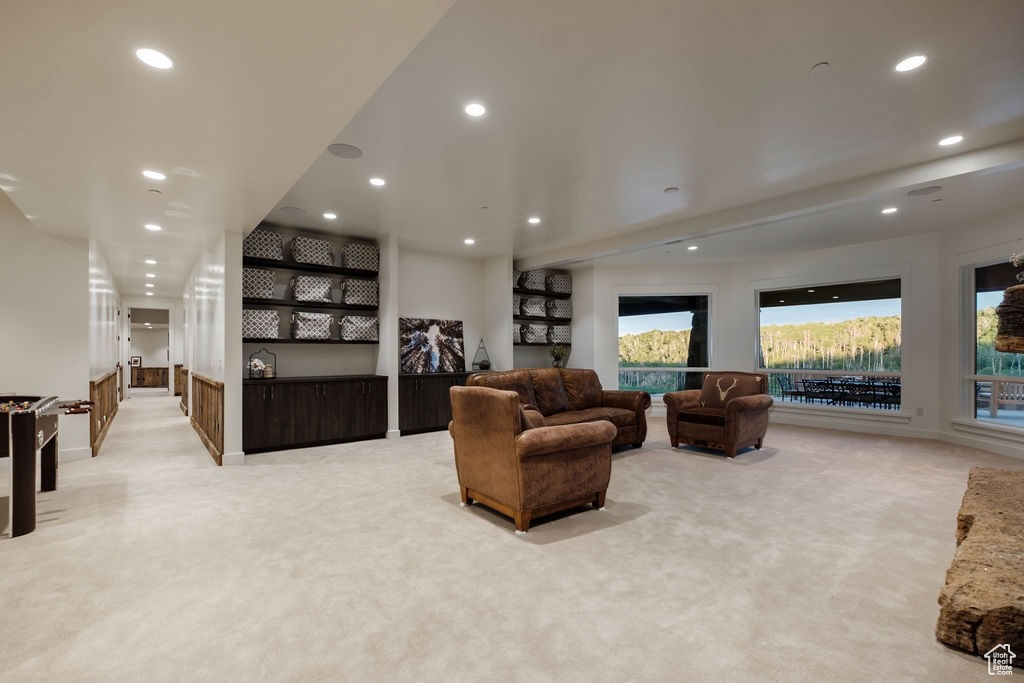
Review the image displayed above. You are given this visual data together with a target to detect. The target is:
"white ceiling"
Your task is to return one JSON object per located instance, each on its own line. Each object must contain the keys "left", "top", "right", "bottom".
{"left": 2, "top": 0, "right": 1024, "bottom": 296}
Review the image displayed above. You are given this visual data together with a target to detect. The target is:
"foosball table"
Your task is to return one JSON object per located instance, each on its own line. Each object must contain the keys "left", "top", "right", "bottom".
{"left": 2, "top": 395, "right": 92, "bottom": 537}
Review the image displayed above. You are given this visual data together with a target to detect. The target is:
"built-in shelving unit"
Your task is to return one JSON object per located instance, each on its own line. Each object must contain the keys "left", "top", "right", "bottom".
{"left": 513, "top": 270, "right": 573, "bottom": 347}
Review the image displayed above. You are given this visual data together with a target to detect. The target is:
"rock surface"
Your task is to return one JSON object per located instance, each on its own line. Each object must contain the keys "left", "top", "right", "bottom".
{"left": 936, "top": 468, "right": 1024, "bottom": 664}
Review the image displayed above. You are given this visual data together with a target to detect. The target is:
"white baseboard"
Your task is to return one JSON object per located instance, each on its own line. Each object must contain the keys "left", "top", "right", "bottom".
{"left": 386, "top": 429, "right": 401, "bottom": 439}
{"left": 222, "top": 451, "right": 245, "bottom": 466}
{"left": 943, "top": 420, "right": 1024, "bottom": 461}
{"left": 59, "top": 447, "right": 92, "bottom": 463}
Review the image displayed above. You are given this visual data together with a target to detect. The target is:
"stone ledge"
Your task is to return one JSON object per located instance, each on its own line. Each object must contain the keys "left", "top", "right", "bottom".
{"left": 936, "top": 467, "right": 1024, "bottom": 664}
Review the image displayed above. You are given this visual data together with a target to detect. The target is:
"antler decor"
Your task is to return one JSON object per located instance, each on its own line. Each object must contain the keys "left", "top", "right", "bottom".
{"left": 715, "top": 377, "right": 739, "bottom": 402}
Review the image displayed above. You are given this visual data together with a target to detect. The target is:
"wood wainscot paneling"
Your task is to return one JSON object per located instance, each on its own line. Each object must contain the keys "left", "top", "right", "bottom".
{"left": 89, "top": 369, "right": 119, "bottom": 457}
{"left": 173, "top": 364, "right": 184, "bottom": 396}
{"left": 179, "top": 367, "right": 189, "bottom": 416}
{"left": 131, "top": 366, "right": 168, "bottom": 388}
{"left": 191, "top": 373, "right": 224, "bottom": 465}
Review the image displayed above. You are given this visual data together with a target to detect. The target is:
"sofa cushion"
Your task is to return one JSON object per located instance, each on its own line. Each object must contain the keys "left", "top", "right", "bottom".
{"left": 700, "top": 373, "right": 762, "bottom": 409}
{"left": 544, "top": 406, "right": 635, "bottom": 429}
{"left": 560, "top": 368, "right": 603, "bottom": 410}
{"left": 530, "top": 368, "right": 570, "bottom": 416}
{"left": 470, "top": 370, "right": 537, "bottom": 408}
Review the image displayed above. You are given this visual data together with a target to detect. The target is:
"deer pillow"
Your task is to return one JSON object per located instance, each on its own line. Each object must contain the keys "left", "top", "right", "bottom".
{"left": 700, "top": 373, "right": 763, "bottom": 409}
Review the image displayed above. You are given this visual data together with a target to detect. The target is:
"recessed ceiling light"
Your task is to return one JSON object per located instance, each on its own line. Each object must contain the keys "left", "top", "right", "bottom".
{"left": 807, "top": 289, "right": 816, "bottom": 293}
{"left": 527, "top": 217, "right": 541, "bottom": 225}
{"left": 145, "top": 283, "right": 154, "bottom": 288}
{"left": 464, "top": 238, "right": 475, "bottom": 245}
{"left": 832, "top": 296, "right": 840, "bottom": 299}
{"left": 144, "top": 223, "right": 162, "bottom": 231}
{"left": 327, "top": 143, "right": 363, "bottom": 159}
{"left": 938, "top": 134, "right": 964, "bottom": 146}
{"left": 323, "top": 212, "right": 337, "bottom": 220}
{"left": 144, "top": 258, "right": 157, "bottom": 265}
{"left": 687, "top": 245, "right": 699, "bottom": 251}
{"left": 145, "top": 292, "right": 154, "bottom": 296}
{"left": 894, "top": 55, "right": 926, "bottom": 72}
{"left": 142, "top": 169, "right": 166, "bottom": 180}
{"left": 881, "top": 207, "right": 899, "bottom": 215}
{"left": 369, "top": 177, "right": 386, "bottom": 187}
{"left": 464, "top": 103, "right": 486, "bottom": 117}
{"left": 778, "top": 300, "right": 785, "bottom": 303}
{"left": 145, "top": 273, "right": 156, "bottom": 278}
{"left": 136, "top": 48, "right": 175, "bottom": 70}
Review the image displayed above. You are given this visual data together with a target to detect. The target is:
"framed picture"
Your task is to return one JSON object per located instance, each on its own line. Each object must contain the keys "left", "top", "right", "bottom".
{"left": 130, "top": 356, "right": 142, "bottom": 367}
{"left": 399, "top": 318, "right": 465, "bottom": 373}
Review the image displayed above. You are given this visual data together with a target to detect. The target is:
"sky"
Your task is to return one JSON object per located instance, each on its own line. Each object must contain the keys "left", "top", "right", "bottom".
{"left": 618, "top": 299, "right": 902, "bottom": 335}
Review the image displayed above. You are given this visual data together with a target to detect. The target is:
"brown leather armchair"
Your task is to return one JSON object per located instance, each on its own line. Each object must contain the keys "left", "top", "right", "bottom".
{"left": 663, "top": 371, "right": 773, "bottom": 457}
{"left": 449, "top": 385, "right": 617, "bottom": 533}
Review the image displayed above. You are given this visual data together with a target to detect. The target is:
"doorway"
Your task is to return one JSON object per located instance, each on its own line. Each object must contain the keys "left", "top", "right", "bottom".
{"left": 128, "top": 307, "right": 170, "bottom": 393}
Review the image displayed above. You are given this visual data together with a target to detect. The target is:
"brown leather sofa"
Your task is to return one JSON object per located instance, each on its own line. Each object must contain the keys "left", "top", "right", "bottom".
{"left": 663, "top": 371, "right": 773, "bottom": 457}
{"left": 449, "top": 385, "right": 617, "bottom": 533}
{"left": 467, "top": 368, "right": 651, "bottom": 448}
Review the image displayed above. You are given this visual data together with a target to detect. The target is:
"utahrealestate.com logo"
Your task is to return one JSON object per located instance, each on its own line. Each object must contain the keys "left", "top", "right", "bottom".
{"left": 985, "top": 644, "right": 1016, "bottom": 676}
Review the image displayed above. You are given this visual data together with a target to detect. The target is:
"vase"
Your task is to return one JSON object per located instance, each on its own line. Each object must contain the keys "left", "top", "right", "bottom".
{"left": 995, "top": 284, "right": 1024, "bottom": 353}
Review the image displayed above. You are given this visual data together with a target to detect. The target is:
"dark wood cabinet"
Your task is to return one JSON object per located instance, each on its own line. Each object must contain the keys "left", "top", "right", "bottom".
{"left": 399, "top": 372, "right": 471, "bottom": 435}
{"left": 243, "top": 375, "right": 387, "bottom": 453}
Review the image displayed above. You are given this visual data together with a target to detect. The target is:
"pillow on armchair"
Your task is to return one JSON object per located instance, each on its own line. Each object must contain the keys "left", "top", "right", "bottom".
{"left": 700, "top": 373, "right": 763, "bottom": 408}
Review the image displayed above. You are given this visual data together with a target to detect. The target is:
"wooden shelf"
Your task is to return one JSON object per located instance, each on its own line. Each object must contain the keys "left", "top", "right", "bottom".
{"left": 514, "top": 287, "right": 571, "bottom": 300}
{"left": 514, "top": 315, "right": 572, "bottom": 323}
{"left": 242, "top": 297, "right": 377, "bottom": 312}
{"left": 243, "top": 256, "right": 377, "bottom": 278}
{"left": 242, "top": 338, "right": 378, "bottom": 345}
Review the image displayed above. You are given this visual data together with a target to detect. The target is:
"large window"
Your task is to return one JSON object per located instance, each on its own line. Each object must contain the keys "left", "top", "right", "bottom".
{"left": 618, "top": 295, "right": 709, "bottom": 395}
{"left": 758, "top": 279, "right": 902, "bottom": 410}
{"left": 973, "top": 261, "right": 1023, "bottom": 428}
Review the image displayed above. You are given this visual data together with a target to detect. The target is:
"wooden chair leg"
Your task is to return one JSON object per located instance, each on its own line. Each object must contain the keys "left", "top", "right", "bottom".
{"left": 593, "top": 490, "right": 606, "bottom": 509}
{"left": 460, "top": 486, "right": 473, "bottom": 505}
{"left": 513, "top": 510, "right": 531, "bottom": 533}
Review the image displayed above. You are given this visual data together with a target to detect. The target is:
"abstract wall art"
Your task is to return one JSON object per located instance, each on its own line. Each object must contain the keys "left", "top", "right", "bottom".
{"left": 400, "top": 318, "right": 466, "bottom": 373}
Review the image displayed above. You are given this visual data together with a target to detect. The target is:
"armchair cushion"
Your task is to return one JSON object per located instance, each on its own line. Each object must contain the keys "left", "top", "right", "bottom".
{"left": 520, "top": 405, "right": 546, "bottom": 430}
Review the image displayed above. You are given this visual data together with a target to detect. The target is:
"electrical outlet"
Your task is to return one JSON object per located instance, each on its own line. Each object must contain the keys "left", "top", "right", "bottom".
{"left": 916, "top": 407, "right": 924, "bottom": 416}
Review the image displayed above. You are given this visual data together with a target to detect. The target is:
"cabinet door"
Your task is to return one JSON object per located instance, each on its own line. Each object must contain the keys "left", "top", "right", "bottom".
{"left": 243, "top": 382, "right": 299, "bottom": 451}
{"left": 357, "top": 377, "right": 388, "bottom": 437}
{"left": 318, "top": 380, "right": 358, "bottom": 441}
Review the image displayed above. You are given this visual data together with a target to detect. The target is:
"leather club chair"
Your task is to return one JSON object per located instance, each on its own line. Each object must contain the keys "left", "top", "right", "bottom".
{"left": 449, "top": 385, "right": 617, "bottom": 533}
{"left": 663, "top": 371, "right": 773, "bottom": 458}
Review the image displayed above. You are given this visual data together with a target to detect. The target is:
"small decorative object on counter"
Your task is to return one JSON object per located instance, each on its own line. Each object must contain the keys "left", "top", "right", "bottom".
{"left": 248, "top": 348, "right": 277, "bottom": 379}
{"left": 549, "top": 343, "right": 568, "bottom": 368}
{"left": 471, "top": 338, "right": 492, "bottom": 371}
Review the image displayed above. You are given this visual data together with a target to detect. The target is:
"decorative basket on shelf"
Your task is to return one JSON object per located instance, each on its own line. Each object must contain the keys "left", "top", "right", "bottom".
{"left": 248, "top": 348, "right": 277, "bottom": 379}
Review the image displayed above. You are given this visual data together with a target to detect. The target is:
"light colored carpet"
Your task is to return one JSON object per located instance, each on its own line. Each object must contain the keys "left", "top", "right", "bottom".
{"left": 1, "top": 393, "right": 1020, "bottom": 681}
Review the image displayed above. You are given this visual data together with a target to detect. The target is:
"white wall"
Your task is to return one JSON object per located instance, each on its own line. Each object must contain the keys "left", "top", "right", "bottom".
{"left": 130, "top": 328, "right": 169, "bottom": 367}
{"left": 0, "top": 193, "right": 90, "bottom": 459}
{"left": 186, "top": 235, "right": 227, "bottom": 379}
{"left": 88, "top": 242, "right": 120, "bottom": 377}
{"left": 397, "top": 247, "right": 485, "bottom": 371}
{"left": 940, "top": 203, "right": 1024, "bottom": 459}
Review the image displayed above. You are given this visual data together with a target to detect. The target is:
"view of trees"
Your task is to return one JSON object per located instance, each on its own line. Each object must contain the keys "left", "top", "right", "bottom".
{"left": 977, "top": 306, "right": 1024, "bottom": 376}
{"left": 619, "top": 315, "right": 903, "bottom": 371}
